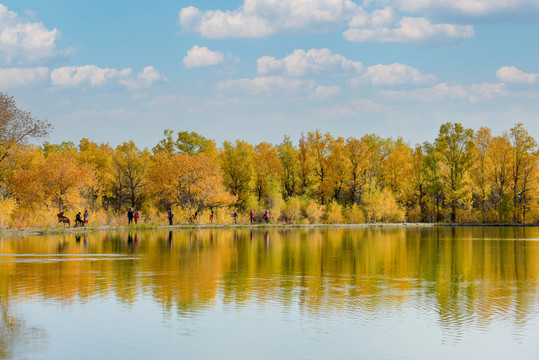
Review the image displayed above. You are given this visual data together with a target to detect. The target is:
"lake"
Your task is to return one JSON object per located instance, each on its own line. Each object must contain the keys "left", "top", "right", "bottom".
{"left": 1, "top": 226, "right": 538, "bottom": 359}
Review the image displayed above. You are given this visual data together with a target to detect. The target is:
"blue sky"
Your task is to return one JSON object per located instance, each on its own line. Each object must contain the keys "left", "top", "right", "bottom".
{"left": 1, "top": 0, "right": 539, "bottom": 149}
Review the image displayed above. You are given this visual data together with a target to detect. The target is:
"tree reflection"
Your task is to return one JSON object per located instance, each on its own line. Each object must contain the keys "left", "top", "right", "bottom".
{"left": 0, "top": 227, "right": 538, "bottom": 335}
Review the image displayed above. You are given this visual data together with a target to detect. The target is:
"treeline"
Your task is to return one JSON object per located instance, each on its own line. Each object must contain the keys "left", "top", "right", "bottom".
{"left": 0, "top": 122, "right": 538, "bottom": 227}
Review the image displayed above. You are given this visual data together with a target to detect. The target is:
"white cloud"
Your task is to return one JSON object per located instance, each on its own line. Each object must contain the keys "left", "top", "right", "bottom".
{"left": 496, "top": 66, "right": 539, "bottom": 85}
{"left": 119, "top": 66, "right": 169, "bottom": 92}
{"left": 0, "top": 67, "right": 49, "bottom": 87}
{"left": 217, "top": 76, "right": 315, "bottom": 95}
{"left": 381, "top": 82, "right": 506, "bottom": 103}
{"left": 50, "top": 65, "right": 167, "bottom": 91}
{"left": 313, "top": 85, "right": 341, "bottom": 100}
{"left": 0, "top": 4, "right": 72, "bottom": 64}
{"left": 382, "top": 0, "right": 539, "bottom": 20}
{"left": 257, "top": 48, "right": 363, "bottom": 76}
{"left": 344, "top": 16, "right": 474, "bottom": 44}
{"left": 350, "top": 63, "right": 437, "bottom": 86}
{"left": 50, "top": 65, "right": 132, "bottom": 87}
{"left": 183, "top": 45, "right": 225, "bottom": 68}
{"left": 179, "top": 0, "right": 361, "bottom": 38}
{"left": 349, "top": 7, "right": 397, "bottom": 28}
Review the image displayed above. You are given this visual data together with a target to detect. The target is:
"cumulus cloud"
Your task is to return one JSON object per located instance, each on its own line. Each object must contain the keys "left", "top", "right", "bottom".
{"left": 179, "top": 0, "right": 361, "bottom": 38}
{"left": 0, "top": 4, "right": 72, "bottom": 64}
{"left": 50, "top": 65, "right": 167, "bottom": 91}
{"left": 313, "top": 85, "right": 341, "bottom": 100}
{"left": 496, "top": 66, "right": 539, "bottom": 84}
{"left": 257, "top": 48, "right": 363, "bottom": 76}
{"left": 344, "top": 16, "right": 474, "bottom": 45}
{"left": 183, "top": 45, "right": 225, "bottom": 68}
{"left": 217, "top": 76, "right": 315, "bottom": 95}
{"left": 50, "top": 65, "right": 132, "bottom": 87}
{"left": 381, "top": 82, "right": 505, "bottom": 103}
{"left": 0, "top": 67, "right": 49, "bottom": 87}
{"left": 350, "top": 63, "right": 437, "bottom": 86}
{"left": 119, "top": 66, "right": 169, "bottom": 91}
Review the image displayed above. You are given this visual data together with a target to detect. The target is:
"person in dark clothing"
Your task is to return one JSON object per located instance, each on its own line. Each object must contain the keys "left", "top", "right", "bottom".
{"left": 167, "top": 208, "right": 174, "bottom": 225}
{"left": 75, "top": 212, "right": 83, "bottom": 226}
{"left": 127, "top": 208, "right": 134, "bottom": 224}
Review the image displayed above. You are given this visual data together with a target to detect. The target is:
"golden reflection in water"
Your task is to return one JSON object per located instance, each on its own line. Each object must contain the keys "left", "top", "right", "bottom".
{"left": 0, "top": 227, "right": 538, "bottom": 331}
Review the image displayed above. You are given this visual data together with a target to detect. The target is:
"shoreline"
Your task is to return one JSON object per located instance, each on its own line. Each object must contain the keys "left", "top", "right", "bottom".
{"left": 1, "top": 222, "right": 538, "bottom": 238}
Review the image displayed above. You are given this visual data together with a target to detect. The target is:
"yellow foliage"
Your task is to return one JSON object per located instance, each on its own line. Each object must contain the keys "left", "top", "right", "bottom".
{"left": 304, "top": 200, "right": 323, "bottom": 224}
{"left": 363, "top": 186, "right": 405, "bottom": 223}
{"left": 0, "top": 197, "right": 17, "bottom": 228}
{"left": 282, "top": 196, "right": 302, "bottom": 223}
{"left": 346, "top": 204, "right": 365, "bottom": 224}
{"left": 325, "top": 200, "right": 344, "bottom": 224}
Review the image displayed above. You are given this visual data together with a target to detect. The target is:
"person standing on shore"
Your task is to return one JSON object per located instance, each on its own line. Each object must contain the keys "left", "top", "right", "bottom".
{"left": 167, "top": 208, "right": 174, "bottom": 225}
{"left": 250, "top": 209, "right": 255, "bottom": 225}
{"left": 83, "top": 210, "right": 89, "bottom": 226}
{"left": 210, "top": 210, "right": 214, "bottom": 224}
{"left": 127, "top": 208, "right": 134, "bottom": 224}
{"left": 232, "top": 209, "right": 237, "bottom": 224}
{"left": 264, "top": 209, "right": 269, "bottom": 223}
{"left": 134, "top": 210, "right": 139, "bottom": 225}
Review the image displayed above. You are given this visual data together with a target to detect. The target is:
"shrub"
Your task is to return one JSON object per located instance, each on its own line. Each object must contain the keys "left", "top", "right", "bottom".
{"left": 346, "top": 203, "right": 365, "bottom": 224}
{"left": 282, "top": 196, "right": 302, "bottom": 223}
{"left": 325, "top": 200, "right": 343, "bottom": 224}
{"left": 304, "top": 200, "right": 323, "bottom": 224}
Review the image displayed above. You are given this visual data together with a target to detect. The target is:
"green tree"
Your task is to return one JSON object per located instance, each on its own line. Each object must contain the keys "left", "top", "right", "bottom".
{"left": 435, "top": 122, "right": 475, "bottom": 222}
{"left": 510, "top": 123, "right": 537, "bottom": 222}
{"left": 220, "top": 140, "right": 255, "bottom": 208}
{"left": 277, "top": 136, "right": 298, "bottom": 199}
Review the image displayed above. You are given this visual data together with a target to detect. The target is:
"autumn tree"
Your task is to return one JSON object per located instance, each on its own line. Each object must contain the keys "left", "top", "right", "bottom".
{"left": 488, "top": 133, "right": 513, "bottom": 222}
{"left": 297, "top": 133, "right": 312, "bottom": 195}
{"left": 382, "top": 138, "right": 413, "bottom": 202}
{"left": 423, "top": 142, "right": 444, "bottom": 222}
{"left": 0, "top": 92, "right": 52, "bottom": 166}
{"left": 306, "top": 130, "right": 333, "bottom": 204}
{"left": 510, "top": 123, "right": 537, "bottom": 222}
{"left": 253, "top": 142, "right": 281, "bottom": 202}
{"left": 147, "top": 153, "right": 235, "bottom": 214}
{"left": 346, "top": 137, "right": 369, "bottom": 205}
{"left": 153, "top": 130, "right": 216, "bottom": 156}
{"left": 277, "top": 136, "right": 299, "bottom": 199}
{"left": 78, "top": 138, "right": 114, "bottom": 208}
{"left": 109, "top": 141, "right": 150, "bottom": 210}
{"left": 435, "top": 123, "right": 475, "bottom": 222}
{"left": 471, "top": 127, "right": 492, "bottom": 223}
{"left": 326, "top": 136, "right": 349, "bottom": 202}
{"left": 362, "top": 134, "right": 390, "bottom": 190}
{"left": 220, "top": 140, "right": 255, "bottom": 207}
{"left": 11, "top": 150, "right": 94, "bottom": 211}
{"left": 408, "top": 144, "right": 426, "bottom": 221}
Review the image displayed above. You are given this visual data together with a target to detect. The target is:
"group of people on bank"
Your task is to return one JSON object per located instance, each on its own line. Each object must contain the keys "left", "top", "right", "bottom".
{"left": 74, "top": 210, "right": 89, "bottom": 227}
{"left": 62, "top": 207, "right": 272, "bottom": 227}
{"left": 232, "top": 209, "right": 270, "bottom": 224}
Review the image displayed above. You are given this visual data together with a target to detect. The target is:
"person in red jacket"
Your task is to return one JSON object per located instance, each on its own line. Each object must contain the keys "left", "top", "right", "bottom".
{"left": 250, "top": 209, "right": 255, "bottom": 224}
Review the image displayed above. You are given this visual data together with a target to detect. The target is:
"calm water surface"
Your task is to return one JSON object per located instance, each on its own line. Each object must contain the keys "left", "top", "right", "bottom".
{"left": 1, "top": 227, "right": 538, "bottom": 359}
